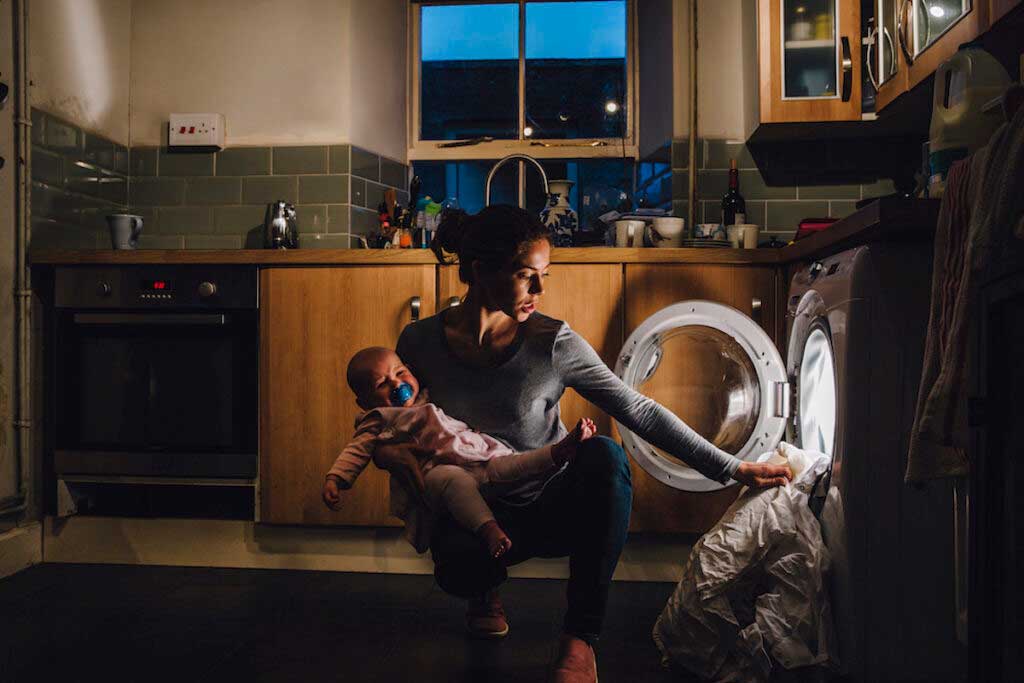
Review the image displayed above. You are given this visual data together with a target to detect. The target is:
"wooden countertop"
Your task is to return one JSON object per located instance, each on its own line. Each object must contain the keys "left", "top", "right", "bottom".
{"left": 30, "top": 198, "right": 938, "bottom": 267}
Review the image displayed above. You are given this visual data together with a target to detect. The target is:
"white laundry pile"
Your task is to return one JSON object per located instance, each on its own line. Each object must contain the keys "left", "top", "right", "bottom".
{"left": 653, "top": 443, "right": 837, "bottom": 682}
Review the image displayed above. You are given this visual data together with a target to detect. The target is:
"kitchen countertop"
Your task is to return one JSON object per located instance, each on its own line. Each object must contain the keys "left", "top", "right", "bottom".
{"left": 30, "top": 198, "right": 938, "bottom": 267}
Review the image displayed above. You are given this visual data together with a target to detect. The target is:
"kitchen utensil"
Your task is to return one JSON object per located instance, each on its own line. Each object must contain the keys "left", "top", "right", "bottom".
{"left": 647, "top": 217, "right": 685, "bottom": 248}
{"left": 614, "top": 219, "right": 645, "bottom": 247}
{"left": 406, "top": 176, "right": 422, "bottom": 228}
{"left": 106, "top": 214, "right": 143, "bottom": 249}
{"left": 264, "top": 201, "right": 300, "bottom": 249}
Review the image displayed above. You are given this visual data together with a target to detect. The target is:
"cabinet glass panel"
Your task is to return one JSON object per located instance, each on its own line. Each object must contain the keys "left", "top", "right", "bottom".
{"left": 782, "top": 0, "right": 839, "bottom": 99}
{"left": 913, "top": 0, "right": 970, "bottom": 55}
{"left": 878, "top": 0, "right": 900, "bottom": 85}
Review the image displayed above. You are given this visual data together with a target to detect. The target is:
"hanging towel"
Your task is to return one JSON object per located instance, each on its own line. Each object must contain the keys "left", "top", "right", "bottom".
{"left": 906, "top": 99, "right": 1024, "bottom": 482}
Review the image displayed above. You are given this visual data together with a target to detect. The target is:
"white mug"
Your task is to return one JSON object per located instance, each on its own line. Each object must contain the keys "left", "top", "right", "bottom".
{"left": 615, "top": 220, "right": 645, "bottom": 248}
{"left": 726, "top": 224, "right": 744, "bottom": 248}
{"left": 649, "top": 217, "right": 685, "bottom": 248}
{"left": 737, "top": 223, "right": 759, "bottom": 249}
{"left": 106, "top": 214, "right": 143, "bottom": 249}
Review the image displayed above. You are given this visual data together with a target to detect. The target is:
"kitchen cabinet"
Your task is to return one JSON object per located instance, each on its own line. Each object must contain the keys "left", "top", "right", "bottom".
{"left": 903, "top": 0, "right": 988, "bottom": 90}
{"left": 870, "top": 0, "right": 912, "bottom": 111}
{"left": 990, "top": 0, "right": 1021, "bottom": 23}
{"left": 758, "top": 0, "right": 863, "bottom": 122}
{"left": 259, "top": 266, "right": 436, "bottom": 526}
{"left": 623, "top": 264, "right": 779, "bottom": 533}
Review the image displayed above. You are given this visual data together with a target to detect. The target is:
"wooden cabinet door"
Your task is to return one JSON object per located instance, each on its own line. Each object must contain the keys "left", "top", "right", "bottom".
{"left": 260, "top": 266, "right": 436, "bottom": 526}
{"left": 623, "top": 264, "right": 780, "bottom": 533}
{"left": 438, "top": 264, "right": 625, "bottom": 438}
{"left": 990, "top": 0, "right": 1021, "bottom": 23}
{"left": 906, "top": 0, "right": 988, "bottom": 89}
{"left": 874, "top": 0, "right": 912, "bottom": 112}
{"left": 758, "top": 0, "right": 862, "bottom": 122}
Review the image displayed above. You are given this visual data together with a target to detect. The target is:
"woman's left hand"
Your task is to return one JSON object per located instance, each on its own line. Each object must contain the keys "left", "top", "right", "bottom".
{"left": 733, "top": 461, "right": 793, "bottom": 489}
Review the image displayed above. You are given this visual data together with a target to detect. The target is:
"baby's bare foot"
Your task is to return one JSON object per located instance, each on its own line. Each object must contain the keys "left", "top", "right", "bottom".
{"left": 552, "top": 418, "right": 597, "bottom": 466}
{"left": 477, "top": 519, "right": 512, "bottom": 559}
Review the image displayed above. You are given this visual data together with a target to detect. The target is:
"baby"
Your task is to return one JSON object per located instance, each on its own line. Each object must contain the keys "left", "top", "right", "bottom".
{"left": 322, "top": 346, "right": 596, "bottom": 558}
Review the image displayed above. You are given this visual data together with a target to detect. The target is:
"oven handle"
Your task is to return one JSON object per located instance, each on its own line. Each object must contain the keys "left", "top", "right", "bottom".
{"left": 72, "top": 313, "right": 229, "bottom": 325}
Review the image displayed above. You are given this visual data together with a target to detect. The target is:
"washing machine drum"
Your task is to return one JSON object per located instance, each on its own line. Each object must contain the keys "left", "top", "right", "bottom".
{"left": 614, "top": 300, "right": 791, "bottom": 492}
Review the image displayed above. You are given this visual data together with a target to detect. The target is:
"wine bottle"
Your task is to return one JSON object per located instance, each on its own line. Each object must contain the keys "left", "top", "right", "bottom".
{"left": 722, "top": 159, "right": 746, "bottom": 226}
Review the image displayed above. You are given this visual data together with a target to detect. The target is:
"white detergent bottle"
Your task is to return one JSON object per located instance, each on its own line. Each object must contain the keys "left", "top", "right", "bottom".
{"left": 928, "top": 45, "right": 1011, "bottom": 197}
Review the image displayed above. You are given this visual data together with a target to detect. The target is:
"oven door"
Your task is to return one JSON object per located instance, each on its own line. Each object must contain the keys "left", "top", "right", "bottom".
{"left": 54, "top": 310, "right": 258, "bottom": 478}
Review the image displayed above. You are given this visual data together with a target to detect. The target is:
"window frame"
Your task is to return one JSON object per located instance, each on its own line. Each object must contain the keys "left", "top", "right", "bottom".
{"left": 408, "top": 0, "right": 639, "bottom": 162}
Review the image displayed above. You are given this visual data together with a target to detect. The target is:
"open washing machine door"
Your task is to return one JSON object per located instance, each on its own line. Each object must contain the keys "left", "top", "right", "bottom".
{"left": 614, "top": 300, "right": 789, "bottom": 492}
{"left": 785, "top": 289, "right": 837, "bottom": 458}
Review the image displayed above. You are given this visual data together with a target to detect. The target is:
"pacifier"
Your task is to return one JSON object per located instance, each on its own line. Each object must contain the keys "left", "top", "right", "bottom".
{"left": 389, "top": 382, "right": 414, "bottom": 406}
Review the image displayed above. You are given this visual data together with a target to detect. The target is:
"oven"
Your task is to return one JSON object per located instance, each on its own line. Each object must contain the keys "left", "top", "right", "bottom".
{"left": 53, "top": 266, "right": 258, "bottom": 483}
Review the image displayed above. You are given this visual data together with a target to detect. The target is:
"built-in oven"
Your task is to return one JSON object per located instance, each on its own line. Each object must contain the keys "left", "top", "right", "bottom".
{"left": 51, "top": 265, "right": 258, "bottom": 518}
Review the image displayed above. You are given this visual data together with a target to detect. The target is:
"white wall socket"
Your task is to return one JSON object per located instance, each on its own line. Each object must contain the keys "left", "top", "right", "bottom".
{"left": 168, "top": 113, "right": 226, "bottom": 149}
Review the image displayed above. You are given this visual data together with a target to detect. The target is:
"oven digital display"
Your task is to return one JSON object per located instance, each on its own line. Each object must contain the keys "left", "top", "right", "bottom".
{"left": 141, "top": 280, "right": 173, "bottom": 292}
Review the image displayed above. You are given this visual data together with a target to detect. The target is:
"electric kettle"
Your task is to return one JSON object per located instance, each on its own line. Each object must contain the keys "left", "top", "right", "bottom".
{"left": 264, "top": 201, "right": 299, "bottom": 249}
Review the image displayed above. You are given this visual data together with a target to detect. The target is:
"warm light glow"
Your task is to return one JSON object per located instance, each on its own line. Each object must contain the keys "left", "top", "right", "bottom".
{"left": 523, "top": 126, "right": 534, "bottom": 137}
{"left": 605, "top": 100, "right": 619, "bottom": 114}
{"left": 929, "top": 5, "right": 946, "bottom": 17}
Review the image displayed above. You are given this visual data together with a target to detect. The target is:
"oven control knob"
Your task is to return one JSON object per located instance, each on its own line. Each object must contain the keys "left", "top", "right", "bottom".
{"left": 197, "top": 281, "right": 217, "bottom": 298}
{"left": 97, "top": 282, "right": 112, "bottom": 296}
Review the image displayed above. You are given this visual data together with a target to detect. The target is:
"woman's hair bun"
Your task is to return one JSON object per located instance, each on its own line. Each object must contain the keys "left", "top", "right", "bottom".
{"left": 431, "top": 208, "right": 469, "bottom": 265}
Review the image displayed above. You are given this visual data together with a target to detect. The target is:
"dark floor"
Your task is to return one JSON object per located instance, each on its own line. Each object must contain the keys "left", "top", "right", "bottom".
{"left": 0, "top": 563, "right": 685, "bottom": 682}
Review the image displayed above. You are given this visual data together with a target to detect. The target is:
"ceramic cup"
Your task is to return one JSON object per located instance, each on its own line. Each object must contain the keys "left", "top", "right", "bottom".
{"left": 615, "top": 219, "right": 646, "bottom": 248}
{"left": 738, "top": 223, "right": 760, "bottom": 249}
{"left": 106, "top": 214, "right": 143, "bottom": 249}
{"left": 726, "top": 224, "right": 744, "bottom": 248}
{"left": 650, "top": 217, "right": 685, "bottom": 248}
{"left": 695, "top": 223, "right": 720, "bottom": 239}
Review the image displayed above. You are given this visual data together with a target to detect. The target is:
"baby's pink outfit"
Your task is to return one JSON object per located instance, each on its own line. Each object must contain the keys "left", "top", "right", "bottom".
{"left": 327, "top": 396, "right": 556, "bottom": 552}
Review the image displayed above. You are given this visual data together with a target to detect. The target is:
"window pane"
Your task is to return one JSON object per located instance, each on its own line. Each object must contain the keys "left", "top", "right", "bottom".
{"left": 412, "top": 160, "right": 518, "bottom": 215}
{"left": 525, "top": 1, "right": 627, "bottom": 139}
{"left": 420, "top": 4, "right": 520, "bottom": 140}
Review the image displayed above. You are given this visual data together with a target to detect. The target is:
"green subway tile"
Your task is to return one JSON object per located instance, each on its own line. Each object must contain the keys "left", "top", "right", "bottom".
{"left": 184, "top": 234, "right": 242, "bottom": 249}
{"left": 132, "top": 209, "right": 158, "bottom": 235}
{"left": 329, "top": 145, "right": 351, "bottom": 173}
{"left": 42, "top": 113, "right": 81, "bottom": 152}
{"left": 765, "top": 201, "right": 829, "bottom": 231}
{"left": 216, "top": 147, "right": 271, "bottom": 176}
{"left": 159, "top": 149, "right": 216, "bottom": 176}
{"left": 242, "top": 176, "right": 297, "bottom": 204}
{"left": 671, "top": 171, "right": 689, "bottom": 201}
{"left": 740, "top": 170, "right": 797, "bottom": 199}
{"left": 744, "top": 201, "right": 767, "bottom": 228}
{"left": 702, "top": 201, "right": 721, "bottom": 224}
{"left": 350, "top": 176, "right": 366, "bottom": 207}
{"left": 294, "top": 205, "right": 328, "bottom": 233}
{"left": 862, "top": 178, "right": 896, "bottom": 199}
{"left": 187, "top": 177, "right": 242, "bottom": 205}
{"left": 97, "top": 176, "right": 129, "bottom": 205}
{"left": 30, "top": 222, "right": 102, "bottom": 249}
{"left": 129, "top": 177, "right": 186, "bottom": 207}
{"left": 83, "top": 133, "right": 117, "bottom": 170}
{"left": 31, "top": 109, "right": 46, "bottom": 146}
{"left": 363, "top": 181, "right": 390, "bottom": 210}
{"left": 32, "top": 147, "right": 63, "bottom": 186}
{"left": 130, "top": 148, "right": 159, "bottom": 176}
{"left": 243, "top": 227, "right": 265, "bottom": 248}
{"left": 306, "top": 233, "right": 352, "bottom": 249}
{"left": 830, "top": 200, "right": 859, "bottom": 219}
{"left": 299, "top": 175, "right": 349, "bottom": 204}
{"left": 272, "top": 146, "right": 328, "bottom": 175}
{"left": 704, "top": 139, "right": 755, "bottom": 170}
{"left": 799, "top": 183, "right": 861, "bottom": 199}
{"left": 380, "top": 158, "right": 407, "bottom": 189}
{"left": 327, "top": 204, "right": 351, "bottom": 234}
{"left": 135, "top": 234, "right": 185, "bottom": 249}
{"left": 214, "top": 205, "right": 267, "bottom": 234}
{"left": 671, "top": 138, "right": 703, "bottom": 169}
{"left": 349, "top": 206, "right": 379, "bottom": 237}
{"left": 114, "top": 145, "right": 130, "bottom": 175}
{"left": 155, "top": 207, "right": 213, "bottom": 234}
{"left": 697, "top": 170, "right": 728, "bottom": 200}
{"left": 350, "top": 146, "right": 379, "bottom": 181}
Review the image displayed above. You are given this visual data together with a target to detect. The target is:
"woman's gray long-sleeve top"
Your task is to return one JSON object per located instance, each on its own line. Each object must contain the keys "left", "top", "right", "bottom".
{"left": 396, "top": 312, "right": 742, "bottom": 503}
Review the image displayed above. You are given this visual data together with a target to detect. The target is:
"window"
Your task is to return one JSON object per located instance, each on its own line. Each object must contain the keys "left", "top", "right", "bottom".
{"left": 410, "top": 1, "right": 638, "bottom": 232}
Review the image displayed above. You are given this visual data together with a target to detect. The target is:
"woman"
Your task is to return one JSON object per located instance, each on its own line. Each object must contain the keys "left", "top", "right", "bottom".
{"left": 374, "top": 205, "right": 791, "bottom": 682}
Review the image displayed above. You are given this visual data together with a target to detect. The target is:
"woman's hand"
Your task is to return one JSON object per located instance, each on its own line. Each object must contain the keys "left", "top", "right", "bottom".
{"left": 733, "top": 461, "right": 793, "bottom": 489}
{"left": 372, "top": 443, "right": 429, "bottom": 502}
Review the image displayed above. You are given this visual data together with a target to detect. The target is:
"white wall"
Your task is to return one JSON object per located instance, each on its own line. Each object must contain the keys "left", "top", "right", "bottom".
{"left": 29, "top": 0, "right": 133, "bottom": 144}
{"left": 638, "top": 0, "right": 674, "bottom": 157}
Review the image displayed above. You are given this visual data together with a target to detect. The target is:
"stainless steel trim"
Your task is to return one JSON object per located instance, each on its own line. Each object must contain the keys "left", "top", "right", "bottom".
{"left": 72, "top": 313, "right": 228, "bottom": 326}
{"left": 840, "top": 36, "right": 853, "bottom": 102}
{"left": 774, "top": 381, "right": 792, "bottom": 418}
{"left": 484, "top": 154, "right": 549, "bottom": 207}
{"left": 59, "top": 475, "right": 256, "bottom": 487}
{"left": 446, "top": 296, "right": 461, "bottom": 309}
{"left": 410, "top": 296, "right": 421, "bottom": 322}
{"left": 866, "top": 26, "right": 879, "bottom": 90}
{"left": 897, "top": 0, "right": 914, "bottom": 65}
{"left": 883, "top": 27, "right": 898, "bottom": 77}
{"left": 751, "top": 297, "right": 763, "bottom": 326}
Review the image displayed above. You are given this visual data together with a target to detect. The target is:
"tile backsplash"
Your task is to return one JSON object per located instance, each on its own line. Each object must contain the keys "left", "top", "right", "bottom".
{"left": 29, "top": 108, "right": 409, "bottom": 250}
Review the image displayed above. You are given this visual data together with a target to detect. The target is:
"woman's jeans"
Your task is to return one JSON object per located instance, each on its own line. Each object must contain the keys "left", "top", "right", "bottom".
{"left": 429, "top": 436, "right": 633, "bottom": 643}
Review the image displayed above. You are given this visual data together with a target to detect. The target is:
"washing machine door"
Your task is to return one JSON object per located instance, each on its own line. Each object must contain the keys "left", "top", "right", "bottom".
{"left": 785, "top": 289, "right": 837, "bottom": 457}
{"left": 614, "top": 300, "right": 789, "bottom": 492}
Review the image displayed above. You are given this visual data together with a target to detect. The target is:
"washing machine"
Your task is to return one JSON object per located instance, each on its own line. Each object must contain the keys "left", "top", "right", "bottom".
{"left": 616, "top": 244, "right": 962, "bottom": 682}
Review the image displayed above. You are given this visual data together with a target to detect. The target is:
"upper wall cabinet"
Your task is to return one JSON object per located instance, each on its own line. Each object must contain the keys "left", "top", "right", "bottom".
{"left": 758, "top": 0, "right": 862, "bottom": 122}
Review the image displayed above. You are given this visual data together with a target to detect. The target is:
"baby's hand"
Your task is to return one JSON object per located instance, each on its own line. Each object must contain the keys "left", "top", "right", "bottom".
{"left": 322, "top": 477, "right": 345, "bottom": 510}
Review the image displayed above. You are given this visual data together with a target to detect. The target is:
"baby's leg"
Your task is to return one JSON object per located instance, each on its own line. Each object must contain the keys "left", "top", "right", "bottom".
{"left": 423, "top": 465, "right": 512, "bottom": 559}
{"left": 485, "top": 418, "right": 599, "bottom": 484}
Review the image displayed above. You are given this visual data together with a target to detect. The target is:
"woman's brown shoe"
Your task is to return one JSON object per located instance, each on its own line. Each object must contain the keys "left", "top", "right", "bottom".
{"left": 549, "top": 635, "right": 598, "bottom": 682}
{"left": 465, "top": 589, "right": 509, "bottom": 639}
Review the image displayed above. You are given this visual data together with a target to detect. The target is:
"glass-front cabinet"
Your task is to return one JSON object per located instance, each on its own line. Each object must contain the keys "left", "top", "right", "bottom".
{"left": 759, "top": 0, "right": 861, "bottom": 122}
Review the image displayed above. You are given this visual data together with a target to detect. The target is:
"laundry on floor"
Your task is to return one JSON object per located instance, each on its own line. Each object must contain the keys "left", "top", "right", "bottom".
{"left": 653, "top": 443, "right": 836, "bottom": 683}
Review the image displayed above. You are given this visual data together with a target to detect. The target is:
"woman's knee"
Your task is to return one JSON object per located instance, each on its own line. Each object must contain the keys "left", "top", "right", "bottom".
{"left": 573, "top": 436, "right": 632, "bottom": 486}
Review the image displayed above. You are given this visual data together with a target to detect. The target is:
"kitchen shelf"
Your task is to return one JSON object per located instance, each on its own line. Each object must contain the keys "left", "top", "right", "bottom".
{"left": 784, "top": 39, "right": 835, "bottom": 49}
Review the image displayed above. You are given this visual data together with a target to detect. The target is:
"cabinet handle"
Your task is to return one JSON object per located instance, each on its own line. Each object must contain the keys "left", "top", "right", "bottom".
{"left": 840, "top": 36, "right": 853, "bottom": 102}
{"left": 865, "top": 27, "right": 879, "bottom": 91}
{"left": 897, "top": 0, "right": 914, "bottom": 65}
{"left": 882, "top": 27, "right": 898, "bottom": 78}
{"left": 410, "top": 296, "right": 421, "bottom": 322}
{"left": 445, "top": 296, "right": 461, "bottom": 309}
{"left": 751, "top": 297, "right": 763, "bottom": 326}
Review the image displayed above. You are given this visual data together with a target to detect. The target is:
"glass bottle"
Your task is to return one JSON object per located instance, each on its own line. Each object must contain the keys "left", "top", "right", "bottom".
{"left": 721, "top": 159, "right": 746, "bottom": 226}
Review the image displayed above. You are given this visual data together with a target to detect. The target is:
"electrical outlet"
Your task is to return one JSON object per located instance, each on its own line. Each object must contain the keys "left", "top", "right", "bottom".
{"left": 168, "top": 113, "right": 225, "bottom": 150}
